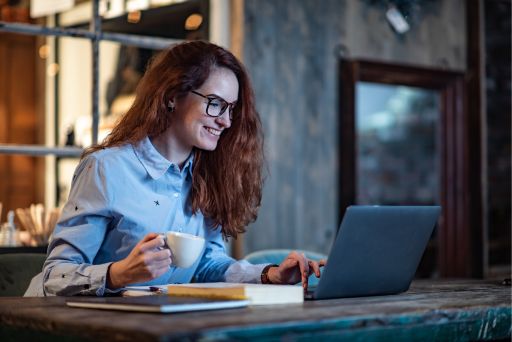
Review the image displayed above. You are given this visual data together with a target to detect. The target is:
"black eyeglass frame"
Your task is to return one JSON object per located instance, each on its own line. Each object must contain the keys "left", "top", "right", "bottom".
{"left": 191, "top": 90, "right": 237, "bottom": 120}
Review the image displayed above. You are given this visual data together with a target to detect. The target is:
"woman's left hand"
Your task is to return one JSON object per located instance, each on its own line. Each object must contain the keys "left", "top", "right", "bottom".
{"left": 267, "top": 251, "right": 327, "bottom": 291}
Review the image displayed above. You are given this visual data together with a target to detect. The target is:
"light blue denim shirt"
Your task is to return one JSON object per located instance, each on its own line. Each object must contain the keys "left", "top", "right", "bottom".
{"left": 24, "top": 137, "right": 265, "bottom": 296}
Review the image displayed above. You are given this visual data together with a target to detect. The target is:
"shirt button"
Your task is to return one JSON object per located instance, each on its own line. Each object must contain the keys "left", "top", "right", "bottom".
{"left": 173, "top": 193, "right": 179, "bottom": 198}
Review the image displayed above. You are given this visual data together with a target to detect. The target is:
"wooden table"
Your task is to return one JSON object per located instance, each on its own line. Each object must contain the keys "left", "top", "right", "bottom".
{"left": 0, "top": 280, "right": 510, "bottom": 341}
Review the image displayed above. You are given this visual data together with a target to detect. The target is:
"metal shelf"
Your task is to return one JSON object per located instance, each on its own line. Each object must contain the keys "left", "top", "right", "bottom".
{"left": 0, "top": 0, "right": 183, "bottom": 158}
{"left": 0, "top": 21, "right": 180, "bottom": 50}
{"left": 0, "top": 144, "right": 83, "bottom": 157}
{"left": 0, "top": 0, "right": 194, "bottom": 205}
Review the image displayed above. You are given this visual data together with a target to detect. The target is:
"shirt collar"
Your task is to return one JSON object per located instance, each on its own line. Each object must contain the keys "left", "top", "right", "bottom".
{"left": 180, "top": 152, "right": 195, "bottom": 179}
{"left": 133, "top": 136, "right": 194, "bottom": 180}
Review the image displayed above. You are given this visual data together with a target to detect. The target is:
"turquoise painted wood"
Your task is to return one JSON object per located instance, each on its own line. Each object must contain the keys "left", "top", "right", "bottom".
{"left": 205, "top": 307, "right": 511, "bottom": 341}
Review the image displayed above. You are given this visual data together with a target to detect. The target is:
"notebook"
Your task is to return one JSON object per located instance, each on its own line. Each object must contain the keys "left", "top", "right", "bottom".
{"left": 66, "top": 295, "right": 249, "bottom": 313}
{"left": 306, "top": 205, "right": 441, "bottom": 300}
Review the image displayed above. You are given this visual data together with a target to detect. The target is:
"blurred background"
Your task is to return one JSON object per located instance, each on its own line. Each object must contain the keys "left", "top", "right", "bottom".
{"left": 0, "top": 0, "right": 509, "bottom": 280}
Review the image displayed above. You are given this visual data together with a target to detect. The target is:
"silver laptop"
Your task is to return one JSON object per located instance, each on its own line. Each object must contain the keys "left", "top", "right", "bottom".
{"left": 306, "top": 205, "right": 441, "bottom": 300}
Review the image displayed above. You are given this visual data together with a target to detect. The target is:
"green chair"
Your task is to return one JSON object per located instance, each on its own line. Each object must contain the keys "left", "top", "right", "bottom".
{"left": 243, "top": 249, "right": 327, "bottom": 286}
{"left": 0, "top": 253, "right": 46, "bottom": 296}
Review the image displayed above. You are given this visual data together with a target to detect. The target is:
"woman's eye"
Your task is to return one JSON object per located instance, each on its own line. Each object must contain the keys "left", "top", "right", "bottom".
{"left": 209, "top": 99, "right": 221, "bottom": 107}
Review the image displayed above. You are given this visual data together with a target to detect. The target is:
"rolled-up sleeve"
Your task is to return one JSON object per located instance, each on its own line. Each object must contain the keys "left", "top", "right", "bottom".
{"left": 43, "top": 156, "right": 115, "bottom": 296}
{"left": 224, "top": 260, "right": 267, "bottom": 283}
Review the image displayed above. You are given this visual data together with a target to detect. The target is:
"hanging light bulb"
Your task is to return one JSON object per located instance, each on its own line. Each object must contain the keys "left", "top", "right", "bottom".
{"left": 185, "top": 13, "right": 203, "bottom": 31}
{"left": 127, "top": 10, "right": 142, "bottom": 24}
{"left": 38, "top": 44, "right": 49, "bottom": 59}
{"left": 47, "top": 63, "right": 60, "bottom": 77}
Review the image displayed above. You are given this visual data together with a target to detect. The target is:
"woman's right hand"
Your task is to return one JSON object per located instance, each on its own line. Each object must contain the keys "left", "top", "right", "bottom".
{"left": 107, "top": 233, "right": 172, "bottom": 289}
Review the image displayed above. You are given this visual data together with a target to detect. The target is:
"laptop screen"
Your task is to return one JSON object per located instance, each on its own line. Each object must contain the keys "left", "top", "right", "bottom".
{"left": 310, "top": 205, "right": 440, "bottom": 300}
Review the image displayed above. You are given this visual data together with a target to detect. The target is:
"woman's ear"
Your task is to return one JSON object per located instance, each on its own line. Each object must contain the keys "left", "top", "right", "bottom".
{"left": 167, "top": 99, "right": 175, "bottom": 113}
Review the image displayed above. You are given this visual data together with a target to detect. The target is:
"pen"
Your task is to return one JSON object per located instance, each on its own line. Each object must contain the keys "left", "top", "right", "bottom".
{"left": 149, "top": 286, "right": 164, "bottom": 294}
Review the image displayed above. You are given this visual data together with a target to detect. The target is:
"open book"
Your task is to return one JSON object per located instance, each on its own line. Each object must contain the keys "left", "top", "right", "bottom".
{"left": 167, "top": 283, "right": 304, "bottom": 305}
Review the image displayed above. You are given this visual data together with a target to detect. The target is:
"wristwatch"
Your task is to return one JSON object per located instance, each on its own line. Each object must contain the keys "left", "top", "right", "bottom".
{"left": 261, "top": 264, "right": 278, "bottom": 284}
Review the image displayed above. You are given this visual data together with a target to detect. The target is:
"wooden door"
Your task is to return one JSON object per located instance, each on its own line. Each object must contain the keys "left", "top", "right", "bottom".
{"left": 339, "top": 59, "right": 482, "bottom": 278}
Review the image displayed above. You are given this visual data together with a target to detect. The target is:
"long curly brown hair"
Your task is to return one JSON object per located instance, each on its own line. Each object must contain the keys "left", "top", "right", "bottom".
{"left": 83, "top": 41, "right": 264, "bottom": 239}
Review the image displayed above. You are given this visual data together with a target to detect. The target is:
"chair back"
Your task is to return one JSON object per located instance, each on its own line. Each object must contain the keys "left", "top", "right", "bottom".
{"left": 0, "top": 253, "right": 46, "bottom": 296}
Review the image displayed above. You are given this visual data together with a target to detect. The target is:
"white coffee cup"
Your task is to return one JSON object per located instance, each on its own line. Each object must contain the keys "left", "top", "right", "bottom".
{"left": 165, "top": 231, "right": 205, "bottom": 268}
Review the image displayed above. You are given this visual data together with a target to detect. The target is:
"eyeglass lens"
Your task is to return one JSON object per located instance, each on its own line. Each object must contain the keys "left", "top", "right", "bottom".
{"left": 191, "top": 91, "right": 234, "bottom": 120}
{"left": 207, "top": 98, "right": 233, "bottom": 119}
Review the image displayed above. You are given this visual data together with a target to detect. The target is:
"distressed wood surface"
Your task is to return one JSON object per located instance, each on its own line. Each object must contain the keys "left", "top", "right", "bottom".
{"left": 242, "top": 0, "right": 467, "bottom": 256}
{"left": 0, "top": 280, "right": 510, "bottom": 341}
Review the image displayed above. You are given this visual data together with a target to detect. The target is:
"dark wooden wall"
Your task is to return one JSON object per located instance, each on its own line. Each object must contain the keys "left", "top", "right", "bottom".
{"left": 484, "top": 0, "right": 511, "bottom": 276}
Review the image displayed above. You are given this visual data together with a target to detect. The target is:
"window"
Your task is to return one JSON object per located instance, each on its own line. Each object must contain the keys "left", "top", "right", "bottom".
{"left": 0, "top": 0, "right": 209, "bottom": 247}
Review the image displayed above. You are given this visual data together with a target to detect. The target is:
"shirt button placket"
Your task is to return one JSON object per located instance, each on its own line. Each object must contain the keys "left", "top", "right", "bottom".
{"left": 173, "top": 187, "right": 185, "bottom": 231}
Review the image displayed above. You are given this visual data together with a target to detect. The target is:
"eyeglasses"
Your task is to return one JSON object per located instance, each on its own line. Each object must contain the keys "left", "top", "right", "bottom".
{"left": 191, "top": 90, "right": 236, "bottom": 120}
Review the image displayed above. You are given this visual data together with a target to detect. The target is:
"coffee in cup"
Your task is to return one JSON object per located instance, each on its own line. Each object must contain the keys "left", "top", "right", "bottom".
{"left": 165, "top": 231, "right": 205, "bottom": 268}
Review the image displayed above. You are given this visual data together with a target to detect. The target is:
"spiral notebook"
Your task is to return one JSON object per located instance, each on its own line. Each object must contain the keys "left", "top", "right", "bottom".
{"left": 66, "top": 295, "right": 249, "bottom": 313}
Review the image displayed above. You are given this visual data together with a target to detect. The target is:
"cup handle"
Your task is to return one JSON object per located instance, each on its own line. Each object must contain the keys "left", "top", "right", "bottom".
{"left": 159, "top": 234, "right": 171, "bottom": 252}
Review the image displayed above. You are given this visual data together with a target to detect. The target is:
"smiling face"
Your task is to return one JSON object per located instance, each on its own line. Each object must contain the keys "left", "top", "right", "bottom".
{"left": 169, "top": 67, "right": 239, "bottom": 154}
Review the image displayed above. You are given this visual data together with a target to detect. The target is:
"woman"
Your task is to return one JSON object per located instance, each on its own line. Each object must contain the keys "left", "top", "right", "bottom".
{"left": 25, "top": 41, "right": 324, "bottom": 296}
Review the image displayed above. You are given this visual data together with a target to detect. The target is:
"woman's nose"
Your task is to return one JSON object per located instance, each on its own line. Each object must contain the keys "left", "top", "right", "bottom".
{"left": 215, "top": 111, "right": 231, "bottom": 128}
